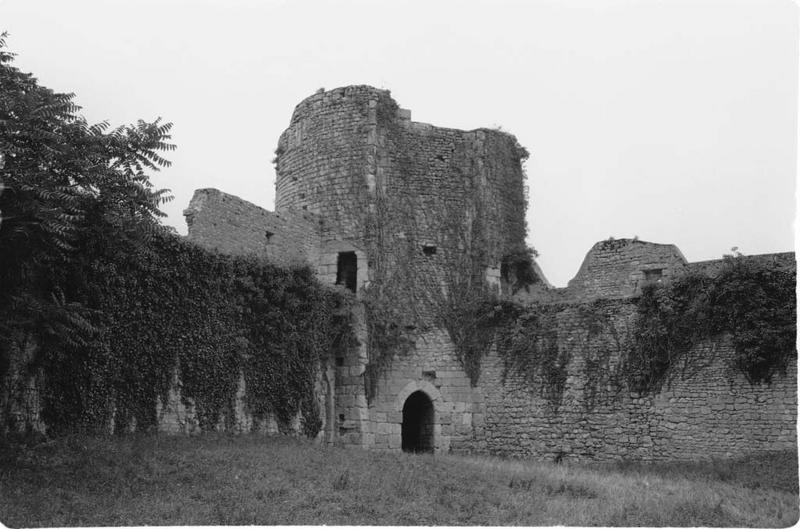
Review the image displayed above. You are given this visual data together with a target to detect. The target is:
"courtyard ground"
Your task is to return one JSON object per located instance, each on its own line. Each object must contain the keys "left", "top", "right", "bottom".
{"left": 0, "top": 433, "right": 797, "bottom": 526}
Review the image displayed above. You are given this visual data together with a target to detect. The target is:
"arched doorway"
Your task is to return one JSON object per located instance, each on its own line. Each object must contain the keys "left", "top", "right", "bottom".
{"left": 401, "top": 391, "right": 434, "bottom": 453}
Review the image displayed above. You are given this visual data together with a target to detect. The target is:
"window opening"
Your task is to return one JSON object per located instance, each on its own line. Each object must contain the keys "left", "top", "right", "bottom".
{"left": 336, "top": 251, "right": 358, "bottom": 293}
{"left": 643, "top": 269, "right": 664, "bottom": 282}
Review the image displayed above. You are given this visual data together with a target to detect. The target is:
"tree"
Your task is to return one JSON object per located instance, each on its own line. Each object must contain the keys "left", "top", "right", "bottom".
{"left": 0, "top": 32, "right": 175, "bottom": 430}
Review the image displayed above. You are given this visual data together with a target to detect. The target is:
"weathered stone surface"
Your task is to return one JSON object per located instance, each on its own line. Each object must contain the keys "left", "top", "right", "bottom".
{"left": 184, "top": 188, "right": 322, "bottom": 268}
{"left": 473, "top": 299, "right": 797, "bottom": 461}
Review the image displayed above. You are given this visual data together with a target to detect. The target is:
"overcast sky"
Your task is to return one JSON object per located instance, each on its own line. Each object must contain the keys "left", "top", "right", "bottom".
{"left": 3, "top": 0, "right": 797, "bottom": 286}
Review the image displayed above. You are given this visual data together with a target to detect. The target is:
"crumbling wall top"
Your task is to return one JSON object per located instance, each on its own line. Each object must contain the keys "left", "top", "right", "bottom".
{"left": 565, "top": 238, "right": 688, "bottom": 300}
{"left": 289, "top": 85, "right": 390, "bottom": 125}
{"left": 685, "top": 251, "right": 796, "bottom": 277}
{"left": 183, "top": 188, "right": 323, "bottom": 267}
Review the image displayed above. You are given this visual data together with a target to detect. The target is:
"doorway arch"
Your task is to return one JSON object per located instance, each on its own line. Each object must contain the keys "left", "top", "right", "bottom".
{"left": 401, "top": 391, "right": 434, "bottom": 453}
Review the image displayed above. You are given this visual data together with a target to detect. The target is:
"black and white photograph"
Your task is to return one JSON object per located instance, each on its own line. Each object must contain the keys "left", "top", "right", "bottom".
{"left": 0, "top": 0, "right": 797, "bottom": 526}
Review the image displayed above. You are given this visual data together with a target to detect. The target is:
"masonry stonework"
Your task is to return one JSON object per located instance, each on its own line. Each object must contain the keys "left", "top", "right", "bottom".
{"left": 183, "top": 188, "right": 322, "bottom": 267}
{"left": 179, "top": 85, "right": 796, "bottom": 461}
{"left": 475, "top": 301, "right": 796, "bottom": 461}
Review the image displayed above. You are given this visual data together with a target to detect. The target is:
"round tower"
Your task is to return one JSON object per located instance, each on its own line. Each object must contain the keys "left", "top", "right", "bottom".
{"left": 274, "top": 85, "right": 386, "bottom": 239}
{"left": 273, "top": 85, "right": 530, "bottom": 280}
{"left": 274, "top": 85, "right": 533, "bottom": 454}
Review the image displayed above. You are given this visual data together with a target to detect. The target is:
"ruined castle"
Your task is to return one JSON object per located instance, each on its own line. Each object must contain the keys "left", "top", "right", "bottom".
{"left": 174, "top": 85, "right": 795, "bottom": 461}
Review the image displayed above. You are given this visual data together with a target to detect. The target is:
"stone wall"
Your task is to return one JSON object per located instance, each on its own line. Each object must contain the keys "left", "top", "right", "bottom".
{"left": 155, "top": 369, "right": 319, "bottom": 438}
{"left": 471, "top": 299, "right": 797, "bottom": 461}
{"left": 184, "top": 188, "right": 322, "bottom": 268}
{"left": 273, "top": 86, "right": 532, "bottom": 318}
{"left": 686, "top": 251, "right": 796, "bottom": 277}
{"left": 565, "top": 238, "right": 688, "bottom": 300}
{"left": 275, "top": 86, "right": 376, "bottom": 237}
{"left": 476, "top": 247, "right": 797, "bottom": 461}
{"left": 378, "top": 110, "right": 528, "bottom": 266}
{"left": 362, "top": 329, "right": 485, "bottom": 453}
{"left": 327, "top": 287, "right": 796, "bottom": 461}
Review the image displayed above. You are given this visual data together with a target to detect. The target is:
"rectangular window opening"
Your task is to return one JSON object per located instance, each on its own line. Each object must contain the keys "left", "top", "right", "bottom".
{"left": 643, "top": 269, "right": 663, "bottom": 282}
{"left": 336, "top": 251, "right": 358, "bottom": 293}
{"left": 422, "top": 245, "right": 437, "bottom": 256}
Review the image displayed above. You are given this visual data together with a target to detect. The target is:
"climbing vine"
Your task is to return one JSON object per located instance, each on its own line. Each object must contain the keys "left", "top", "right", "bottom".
{"left": 359, "top": 94, "right": 536, "bottom": 399}
{"left": 625, "top": 255, "right": 796, "bottom": 393}
{"left": 501, "top": 245, "right": 541, "bottom": 293}
{"left": 31, "top": 224, "right": 354, "bottom": 437}
{"left": 425, "top": 251, "right": 796, "bottom": 408}
{"left": 576, "top": 299, "right": 626, "bottom": 409}
{"left": 494, "top": 303, "right": 570, "bottom": 407}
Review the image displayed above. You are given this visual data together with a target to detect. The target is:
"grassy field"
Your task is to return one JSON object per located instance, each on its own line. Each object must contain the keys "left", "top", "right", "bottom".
{"left": 0, "top": 433, "right": 797, "bottom": 527}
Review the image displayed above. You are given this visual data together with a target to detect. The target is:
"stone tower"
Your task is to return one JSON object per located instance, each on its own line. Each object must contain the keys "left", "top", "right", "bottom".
{"left": 273, "top": 85, "right": 530, "bottom": 295}
{"left": 270, "top": 85, "right": 533, "bottom": 451}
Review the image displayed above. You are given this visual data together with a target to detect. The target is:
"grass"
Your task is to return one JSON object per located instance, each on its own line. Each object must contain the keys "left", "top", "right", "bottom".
{"left": 0, "top": 433, "right": 797, "bottom": 527}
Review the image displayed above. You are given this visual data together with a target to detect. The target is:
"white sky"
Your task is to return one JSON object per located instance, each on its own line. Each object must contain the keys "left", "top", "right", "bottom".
{"left": 3, "top": 0, "right": 797, "bottom": 286}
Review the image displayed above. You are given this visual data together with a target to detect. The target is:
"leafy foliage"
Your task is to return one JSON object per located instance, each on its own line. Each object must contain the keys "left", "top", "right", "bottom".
{"left": 626, "top": 255, "right": 796, "bottom": 392}
{"left": 33, "top": 222, "right": 353, "bottom": 436}
{"left": 441, "top": 296, "right": 572, "bottom": 407}
{"left": 494, "top": 303, "right": 570, "bottom": 407}
{"left": 366, "top": 94, "right": 537, "bottom": 396}
{"left": 436, "top": 287, "right": 502, "bottom": 386}
{"left": 0, "top": 32, "right": 175, "bottom": 427}
{"left": 440, "top": 253, "right": 795, "bottom": 407}
{"left": 500, "top": 245, "right": 541, "bottom": 293}
{"left": 576, "top": 300, "right": 625, "bottom": 409}
{"left": 0, "top": 35, "right": 354, "bottom": 437}
{"left": 362, "top": 294, "right": 416, "bottom": 402}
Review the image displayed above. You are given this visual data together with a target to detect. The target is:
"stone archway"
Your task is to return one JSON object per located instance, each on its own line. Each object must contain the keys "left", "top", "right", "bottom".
{"left": 401, "top": 390, "right": 434, "bottom": 453}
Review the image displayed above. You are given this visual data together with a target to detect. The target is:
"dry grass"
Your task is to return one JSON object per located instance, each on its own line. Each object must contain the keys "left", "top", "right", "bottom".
{"left": 0, "top": 433, "right": 797, "bottom": 527}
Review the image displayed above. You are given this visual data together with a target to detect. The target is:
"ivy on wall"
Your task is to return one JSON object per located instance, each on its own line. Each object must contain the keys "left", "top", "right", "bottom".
{"left": 436, "top": 254, "right": 796, "bottom": 409}
{"left": 494, "top": 304, "right": 570, "bottom": 407}
{"left": 626, "top": 255, "right": 796, "bottom": 393}
{"left": 576, "top": 300, "right": 626, "bottom": 409}
{"left": 30, "top": 221, "right": 354, "bottom": 437}
{"left": 437, "top": 296, "right": 563, "bottom": 405}
{"left": 361, "top": 95, "right": 537, "bottom": 400}
{"left": 269, "top": 91, "right": 539, "bottom": 403}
